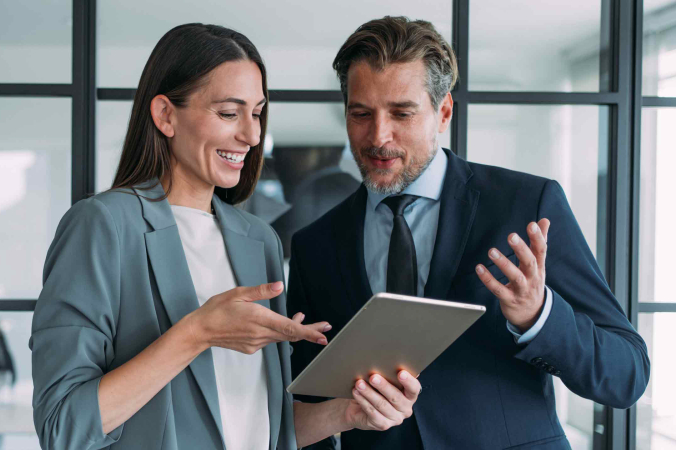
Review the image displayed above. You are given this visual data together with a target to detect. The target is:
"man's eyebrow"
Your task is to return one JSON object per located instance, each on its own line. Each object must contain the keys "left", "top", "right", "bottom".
{"left": 212, "top": 97, "right": 267, "bottom": 106}
{"left": 347, "top": 102, "right": 370, "bottom": 110}
{"left": 388, "top": 101, "right": 419, "bottom": 109}
{"left": 347, "top": 101, "right": 420, "bottom": 110}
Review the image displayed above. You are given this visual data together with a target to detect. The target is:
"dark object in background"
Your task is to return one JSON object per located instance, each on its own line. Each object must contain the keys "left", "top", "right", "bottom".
{"left": 0, "top": 329, "right": 15, "bottom": 385}
{"left": 271, "top": 146, "right": 360, "bottom": 258}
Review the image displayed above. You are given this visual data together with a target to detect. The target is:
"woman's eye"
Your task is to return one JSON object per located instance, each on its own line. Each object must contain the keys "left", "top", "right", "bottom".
{"left": 219, "top": 112, "right": 236, "bottom": 119}
{"left": 253, "top": 113, "right": 262, "bottom": 120}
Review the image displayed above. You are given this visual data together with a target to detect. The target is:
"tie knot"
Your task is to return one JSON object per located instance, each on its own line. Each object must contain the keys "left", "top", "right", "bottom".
{"left": 382, "top": 195, "right": 419, "bottom": 216}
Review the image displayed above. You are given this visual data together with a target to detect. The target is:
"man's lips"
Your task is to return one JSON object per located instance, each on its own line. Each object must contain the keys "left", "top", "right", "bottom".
{"left": 368, "top": 156, "right": 398, "bottom": 169}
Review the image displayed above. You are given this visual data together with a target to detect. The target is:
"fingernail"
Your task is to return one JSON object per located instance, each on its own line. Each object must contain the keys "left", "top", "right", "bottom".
{"left": 510, "top": 234, "right": 520, "bottom": 245}
{"left": 489, "top": 249, "right": 500, "bottom": 259}
{"left": 357, "top": 381, "right": 367, "bottom": 390}
{"left": 323, "top": 324, "right": 332, "bottom": 332}
{"left": 271, "top": 281, "right": 283, "bottom": 291}
{"left": 353, "top": 389, "right": 360, "bottom": 396}
{"left": 476, "top": 265, "right": 485, "bottom": 275}
{"left": 399, "top": 371, "right": 409, "bottom": 380}
{"left": 299, "top": 313, "right": 305, "bottom": 321}
{"left": 371, "top": 375, "right": 381, "bottom": 385}
{"left": 530, "top": 223, "right": 538, "bottom": 233}
{"left": 317, "top": 338, "right": 328, "bottom": 345}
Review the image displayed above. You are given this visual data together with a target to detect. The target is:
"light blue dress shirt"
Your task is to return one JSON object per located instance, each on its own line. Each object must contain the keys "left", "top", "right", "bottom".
{"left": 363, "top": 147, "right": 552, "bottom": 344}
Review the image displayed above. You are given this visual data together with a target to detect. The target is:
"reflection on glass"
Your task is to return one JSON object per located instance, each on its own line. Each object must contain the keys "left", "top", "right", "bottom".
{"left": 637, "top": 313, "right": 676, "bottom": 450}
{"left": 469, "top": 0, "right": 608, "bottom": 92}
{"left": 0, "top": 98, "right": 71, "bottom": 299}
{"left": 639, "top": 108, "right": 676, "bottom": 303}
{"left": 0, "top": 312, "right": 39, "bottom": 447}
{"left": 643, "top": 0, "right": 676, "bottom": 96}
{"left": 0, "top": 0, "right": 72, "bottom": 83}
{"left": 97, "top": 1, "right": 451, "bottom": 89}
{"left": 468, "top": 104, "right": 611, "bottom": 450}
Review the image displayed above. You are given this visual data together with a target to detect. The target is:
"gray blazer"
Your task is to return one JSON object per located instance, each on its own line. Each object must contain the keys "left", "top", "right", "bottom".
{"left": 30, "top": 181, "right": 297, "bottom": 450}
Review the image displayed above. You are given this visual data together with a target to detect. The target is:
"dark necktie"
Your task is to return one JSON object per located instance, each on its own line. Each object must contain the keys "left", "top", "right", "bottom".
{"left": 382, "top": 195, "right": 420, "bottom": 296}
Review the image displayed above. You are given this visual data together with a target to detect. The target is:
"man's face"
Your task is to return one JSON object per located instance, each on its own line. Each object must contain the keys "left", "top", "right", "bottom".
{"left": 345, "top": 59, "right": 452, "bottom": 194}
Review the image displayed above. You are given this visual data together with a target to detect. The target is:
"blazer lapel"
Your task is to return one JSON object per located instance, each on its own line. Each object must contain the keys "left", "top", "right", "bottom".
{"left": 424, "top": 150, "right": 480, "bottom": 300}
{"left": 334, "top": 185, "right": 374, "bottom": 314}
{"left": 212, "top": 199, "right": 283, "bottom": 450}
{"left": 136, "top": 181, "right": 225, "bottom": 447}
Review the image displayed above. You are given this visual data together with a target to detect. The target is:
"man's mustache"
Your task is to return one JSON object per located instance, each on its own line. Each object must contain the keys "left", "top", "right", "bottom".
{"left": 360, "top": 146, "right": 405, "bottom": 159}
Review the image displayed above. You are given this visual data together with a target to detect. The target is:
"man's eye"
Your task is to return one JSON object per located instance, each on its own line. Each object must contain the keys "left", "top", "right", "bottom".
{"left": 351, "top": 112, "right": 370, "bottom": 118}
{"left": 395, "top": 113, "right": 412, "bottom": 118}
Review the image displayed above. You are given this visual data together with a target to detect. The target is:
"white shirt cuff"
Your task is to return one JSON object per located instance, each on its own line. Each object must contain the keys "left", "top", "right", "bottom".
{"left": 506, "top": 286, "right": 553, "bottom": 345}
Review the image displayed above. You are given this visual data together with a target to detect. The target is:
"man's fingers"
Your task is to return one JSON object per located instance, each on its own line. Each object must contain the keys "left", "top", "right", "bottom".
{"left": 475, "top": 264, "right": 516, "bottom": 303}
{"left": 538, "top": 218, "right": 551, "bottom": 243}
{"left": 526, "top": 222, "right": 548, "bottom": 268}
{"left": 237, "top": 281, "right": 284, "bottom": 302}
{"left": 292, "top": 312, "right": 305, "bottom": 323}
{"left": 397, "top": 370, "right": 421, "bottom": 403}
{"left": 506, "top": 233, "right": 539, "bottom": 278}
{"left": 487, "top": 247, "right": 529, "bottom": 292}
{"left": 351, "top": 386, "right": 392, "bottom": 430}
{"left": 354, "top": 380, "right": 399, "bottom": 427}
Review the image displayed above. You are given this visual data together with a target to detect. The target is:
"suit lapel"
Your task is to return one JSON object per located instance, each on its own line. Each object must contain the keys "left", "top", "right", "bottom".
{"left": 335, "top": 185, "right": 374, "bottom": 313}
{"left": 213, "top": 199, "right": 282, "bottom": 450}
{"left": 424, "top": 150, "right": 480, "bottom": 299}
{"left": 136, "top": 182, "right": 226, "bottom": 447}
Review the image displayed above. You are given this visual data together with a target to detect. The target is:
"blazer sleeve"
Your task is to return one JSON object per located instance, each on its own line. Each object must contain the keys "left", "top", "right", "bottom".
{"left": 514, "top": 180, "right": 650, "bottom": 409}
{"left": 286, "top": 235, "right": 339, "bottom": 450}
{"left": 30, "top": 198, "right": 124, "bottom": 449}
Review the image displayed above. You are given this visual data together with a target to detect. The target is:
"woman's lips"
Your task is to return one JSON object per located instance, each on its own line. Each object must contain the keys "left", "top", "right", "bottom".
{"left": 368, "top": 156, "right": 398, "bottom": 169}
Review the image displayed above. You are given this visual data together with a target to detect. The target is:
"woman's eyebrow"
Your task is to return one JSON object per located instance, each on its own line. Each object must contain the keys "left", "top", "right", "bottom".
{"left": 212, "top": 97, "right": 267, "bottom": 106}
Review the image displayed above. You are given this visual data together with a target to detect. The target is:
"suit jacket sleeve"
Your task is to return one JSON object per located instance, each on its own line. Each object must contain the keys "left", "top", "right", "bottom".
{"left": 30, "top": 198, "right": 124, "bottom": 449}
{"left": 514, "top": 180, "right": 650, "bottom": 409}
{"left": 287, "top": 234, "right": 339, "bottom": 450}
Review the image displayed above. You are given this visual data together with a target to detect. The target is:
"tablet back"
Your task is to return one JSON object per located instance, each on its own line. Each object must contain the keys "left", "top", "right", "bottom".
{"left": 287, "top": 293, "right": 486, "bottom": 399}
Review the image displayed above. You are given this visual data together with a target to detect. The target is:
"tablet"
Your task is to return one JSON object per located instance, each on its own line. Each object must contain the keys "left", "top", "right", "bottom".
{"left": 286, "top": 292, "right": 486, "bottom": 399}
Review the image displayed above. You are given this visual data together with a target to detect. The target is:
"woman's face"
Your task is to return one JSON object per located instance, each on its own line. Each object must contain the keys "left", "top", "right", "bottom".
{"left": 169, "top": 60, "right": 265, "bottom": 191}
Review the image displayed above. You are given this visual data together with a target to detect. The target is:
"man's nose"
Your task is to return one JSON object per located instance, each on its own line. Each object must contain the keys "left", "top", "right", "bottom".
{"left": 370, "top": 115, "right": 393, "bottom": 148}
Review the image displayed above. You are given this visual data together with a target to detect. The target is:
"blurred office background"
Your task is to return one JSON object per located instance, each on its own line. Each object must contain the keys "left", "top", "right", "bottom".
{"left": 0, "top": 1, "right": 674, "bottom": 449}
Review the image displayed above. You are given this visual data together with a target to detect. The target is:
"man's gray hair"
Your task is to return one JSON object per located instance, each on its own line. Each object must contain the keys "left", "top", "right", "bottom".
{"left": 333, "top": 16, "right": 458, "bottom": 110}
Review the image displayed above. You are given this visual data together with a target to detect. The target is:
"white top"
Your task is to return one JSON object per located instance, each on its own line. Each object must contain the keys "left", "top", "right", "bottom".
{"left": 171, "top": 205, "right": 270, "bottom": 450}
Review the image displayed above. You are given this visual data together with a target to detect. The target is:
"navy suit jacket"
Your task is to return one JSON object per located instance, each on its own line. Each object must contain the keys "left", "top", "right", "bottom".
{"left": 287, "top": 149, "right": 650, "bottom": 450}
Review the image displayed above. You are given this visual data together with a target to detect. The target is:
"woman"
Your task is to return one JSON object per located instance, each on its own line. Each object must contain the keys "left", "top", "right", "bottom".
{"left": 30, "top": 24, "right": 420, "bottom": 450}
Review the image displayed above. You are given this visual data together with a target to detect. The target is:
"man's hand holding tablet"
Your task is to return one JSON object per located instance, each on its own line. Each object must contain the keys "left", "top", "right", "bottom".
{"left": 345, "top": 370, "right": 420, "bottom": 431}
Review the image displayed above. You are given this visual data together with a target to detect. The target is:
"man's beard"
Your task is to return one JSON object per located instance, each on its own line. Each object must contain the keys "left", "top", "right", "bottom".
{"left": 352, "top": 143, "right": 437, "bottom": 195}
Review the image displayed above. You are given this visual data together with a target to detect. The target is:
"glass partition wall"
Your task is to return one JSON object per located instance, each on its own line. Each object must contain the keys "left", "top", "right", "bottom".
{"left": 0, "top": 1, "right": 670, "bottom": 449}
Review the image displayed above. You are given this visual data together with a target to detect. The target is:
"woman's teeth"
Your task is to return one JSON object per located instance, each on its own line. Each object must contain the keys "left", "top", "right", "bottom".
{"left": 217, "top": 150, "right": 246, "bottom": 163}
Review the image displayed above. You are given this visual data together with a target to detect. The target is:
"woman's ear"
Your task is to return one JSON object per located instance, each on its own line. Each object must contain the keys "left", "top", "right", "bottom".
{"left": 150, "top": 95, "right": 176, "bottom": 138}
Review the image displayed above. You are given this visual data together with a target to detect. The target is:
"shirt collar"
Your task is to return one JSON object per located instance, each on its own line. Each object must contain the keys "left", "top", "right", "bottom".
{"left": 366, "top": 145, "right": 448, "bottom": 212}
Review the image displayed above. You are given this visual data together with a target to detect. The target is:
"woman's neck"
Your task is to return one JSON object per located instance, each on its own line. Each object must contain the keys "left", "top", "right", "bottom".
{"left": 162, "top": 171, "right": 215, "bottom": 214}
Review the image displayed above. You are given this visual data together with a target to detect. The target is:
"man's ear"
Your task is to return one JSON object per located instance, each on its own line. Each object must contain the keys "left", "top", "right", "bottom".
{"left": 150, "top": 95, "right": 176, "bottom": 138}
{"left": 437, "top": 92, "right": 453, "bottom": 133}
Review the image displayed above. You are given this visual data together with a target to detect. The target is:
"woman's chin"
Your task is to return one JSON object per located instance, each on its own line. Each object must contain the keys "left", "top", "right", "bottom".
{"left": 212, "top": 174, "right": 241, "bottom": 190}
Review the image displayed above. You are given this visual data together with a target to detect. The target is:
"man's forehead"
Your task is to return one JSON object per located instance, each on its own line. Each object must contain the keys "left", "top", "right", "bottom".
{"left": 346, "top": 59, "right": 428, "bottom": 104}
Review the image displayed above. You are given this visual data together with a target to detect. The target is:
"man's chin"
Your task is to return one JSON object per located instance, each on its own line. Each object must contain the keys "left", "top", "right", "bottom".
{"left": 362, "top": 172, "right": 406, "bottom": 195}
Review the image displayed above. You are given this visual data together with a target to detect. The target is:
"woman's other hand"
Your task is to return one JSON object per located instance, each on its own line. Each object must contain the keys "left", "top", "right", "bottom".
{"left": 186, "top": 281, "right": 330, "bottom": 354}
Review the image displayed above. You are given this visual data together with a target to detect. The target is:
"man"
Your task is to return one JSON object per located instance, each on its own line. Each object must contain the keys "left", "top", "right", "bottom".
{"left": 287, "top": 16, "right": 650, "bottom": 450}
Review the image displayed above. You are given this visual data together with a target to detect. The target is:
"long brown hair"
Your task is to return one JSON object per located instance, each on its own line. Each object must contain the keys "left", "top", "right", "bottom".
{"left": 111, "top": 23, "right": 268, "bottom": 205}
